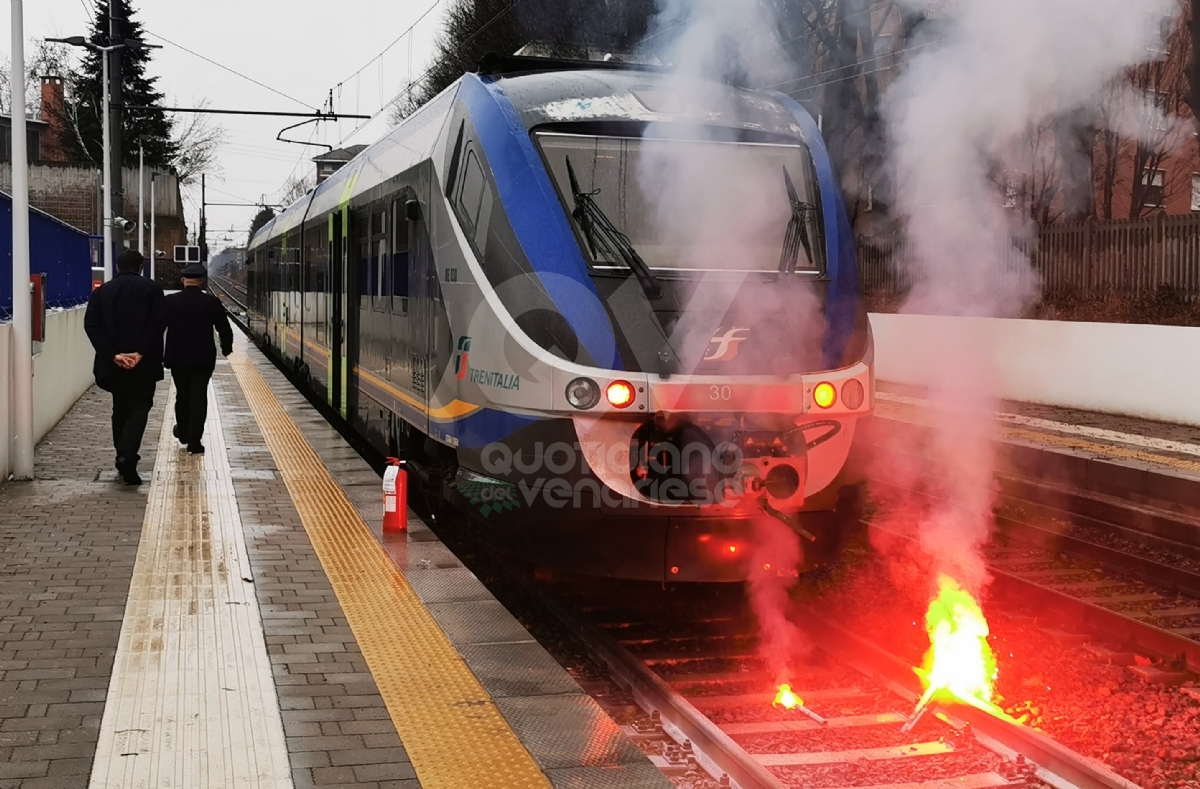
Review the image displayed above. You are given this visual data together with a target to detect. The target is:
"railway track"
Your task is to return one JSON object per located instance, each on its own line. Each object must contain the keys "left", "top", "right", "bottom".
{"left": 867, "top": 438, "right": 1200, "bottom": 676}
{"left": 214, "top": 276, "right": 1196, "bottom": 787}
{"left": 523, "top": 574, "right": 1140, "bottom": 789}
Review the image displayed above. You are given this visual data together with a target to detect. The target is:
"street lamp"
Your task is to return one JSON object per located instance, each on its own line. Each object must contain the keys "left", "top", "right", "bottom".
{"left": 46, "top": 35, "right": 159, "bottom": 282}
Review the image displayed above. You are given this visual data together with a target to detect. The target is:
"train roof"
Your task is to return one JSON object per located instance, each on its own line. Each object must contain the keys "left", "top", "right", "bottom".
{"left": 249, "top": 67, "right": 812, "bottom": 251}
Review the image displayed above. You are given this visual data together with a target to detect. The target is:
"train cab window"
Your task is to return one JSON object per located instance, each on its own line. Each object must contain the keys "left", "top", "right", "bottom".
{"left": 391, "top": 199, "right": 410, "bottom": 314}
{"left": 457, "top": 149, "right": 485, "bottom": 230}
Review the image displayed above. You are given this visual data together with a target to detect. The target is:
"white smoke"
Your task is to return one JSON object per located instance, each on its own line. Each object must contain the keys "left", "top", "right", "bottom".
{"left": 885, "top": 0, "right": 1177, "bottom": 591}
{"left": 639, "top": 0, "right": 818, "bottom": 674}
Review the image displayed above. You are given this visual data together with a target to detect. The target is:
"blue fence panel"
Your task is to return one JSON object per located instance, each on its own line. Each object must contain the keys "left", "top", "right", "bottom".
{"left": 1, "top": 191, "right": 93, "bottom": 320}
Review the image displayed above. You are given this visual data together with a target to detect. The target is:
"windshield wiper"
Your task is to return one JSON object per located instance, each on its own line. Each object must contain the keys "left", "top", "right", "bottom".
{"left": 566, "top": 156, "right": 663, "bottom": 301}
{"left": 779, "top": 165, "right": 817, "bottom": 275}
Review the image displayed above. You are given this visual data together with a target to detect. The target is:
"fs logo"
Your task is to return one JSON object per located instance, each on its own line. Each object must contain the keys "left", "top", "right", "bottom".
{"left": 454, "top": 336, "right": 471, "bottom": 380}
{"left": 703, "top": 328, "right": 751, "bottom": 362}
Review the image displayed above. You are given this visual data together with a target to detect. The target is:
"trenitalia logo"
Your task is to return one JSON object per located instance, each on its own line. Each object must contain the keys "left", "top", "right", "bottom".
{"left": 454, "top": 336, "right": 471, "bottom": 380}
{"left": 703, "top": 327, "right": 751, "bottom": 362}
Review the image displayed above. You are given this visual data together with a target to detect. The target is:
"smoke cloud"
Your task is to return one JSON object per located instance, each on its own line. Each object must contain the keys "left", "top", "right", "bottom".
{"left": 884, "top": 0, "right": 1176, "bottom": 591}
{"left": 639, "top": 0, "right": 819, "bottom": 676}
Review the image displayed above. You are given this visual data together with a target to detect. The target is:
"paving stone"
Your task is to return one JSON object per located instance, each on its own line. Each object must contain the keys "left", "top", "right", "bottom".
{"left": 0, "top": 384, "right": 166, "bottom": 785}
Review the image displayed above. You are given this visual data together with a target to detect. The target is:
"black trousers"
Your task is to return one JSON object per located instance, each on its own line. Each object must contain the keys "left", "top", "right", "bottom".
{"left": 171, "top": 366, "right": 214, "bottom": 447}
{"left": 111, "top": 381, "right": 157, "bottom": 464}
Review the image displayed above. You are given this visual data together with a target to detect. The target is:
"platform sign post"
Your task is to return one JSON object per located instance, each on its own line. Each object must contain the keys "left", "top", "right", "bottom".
{"left": 10, "top": 0, "right": 35, "bottom": 480}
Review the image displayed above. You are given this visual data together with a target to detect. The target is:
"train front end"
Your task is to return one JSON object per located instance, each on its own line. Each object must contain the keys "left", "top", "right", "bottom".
{"left": 436, "top": 64, "right": 872, "bottom": 582}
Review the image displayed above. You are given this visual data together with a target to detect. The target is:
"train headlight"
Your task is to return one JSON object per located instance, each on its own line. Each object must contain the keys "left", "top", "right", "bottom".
{"left": 565, "top": 377, "right": 600, "bottom": 410}
{"left": 606, "top": 381, "right": 635, "bottom": 408}
{"left": 813, "top": 382, "right": 837, "bottom": 409}
{"left": 841, "top": 379, "right": 865, "bottom": 410}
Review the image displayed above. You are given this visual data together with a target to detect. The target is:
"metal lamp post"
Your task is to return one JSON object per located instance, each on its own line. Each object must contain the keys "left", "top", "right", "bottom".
{"left": 47, "top": 35, "right": 159, "bottom": 282}
{"left": 11, "top": 0, "right": 34, "bottom": 480}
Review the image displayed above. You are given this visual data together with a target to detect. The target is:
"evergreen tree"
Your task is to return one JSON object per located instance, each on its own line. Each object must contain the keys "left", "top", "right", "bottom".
{"left": 62, "top": 0, "right": 178, "bottom": 167}
{"left": 248, "top": 206, "right": 276, "bottom": 244}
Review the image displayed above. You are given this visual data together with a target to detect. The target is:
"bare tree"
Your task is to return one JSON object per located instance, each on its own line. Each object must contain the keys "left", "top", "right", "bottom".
{"left": 279, "top": 173, "right": 315, "bottom": 207}
{"left": 0, "top": 39, "right": 72, "bottom": 114}
{"left": 171, "top": 99, "right": 226, "bottom": 185}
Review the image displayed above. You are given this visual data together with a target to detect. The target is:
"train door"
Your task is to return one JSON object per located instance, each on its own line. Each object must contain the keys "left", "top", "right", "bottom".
{"left": 407, "top": 202, "right": 433, "bottom": 438}
{"left": 330, "top": 212, "right": 346, "bottom": 415}
{"left": 344, "top": 207, "right": 362, "bottom": 426}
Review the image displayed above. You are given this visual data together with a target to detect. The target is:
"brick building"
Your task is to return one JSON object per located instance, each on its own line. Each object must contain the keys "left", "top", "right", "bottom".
{"left": 0, "top": 76, "right": 188, "bottom": 280}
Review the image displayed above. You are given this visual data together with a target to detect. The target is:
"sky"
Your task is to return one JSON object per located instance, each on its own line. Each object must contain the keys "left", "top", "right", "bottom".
{"left": 2, "top": 0, "right": 447, "bottom": 252}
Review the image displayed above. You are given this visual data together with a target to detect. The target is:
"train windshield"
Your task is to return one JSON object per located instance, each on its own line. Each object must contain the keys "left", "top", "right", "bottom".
{"left": 536, "top": 132, "right": 823, "bottom": 274}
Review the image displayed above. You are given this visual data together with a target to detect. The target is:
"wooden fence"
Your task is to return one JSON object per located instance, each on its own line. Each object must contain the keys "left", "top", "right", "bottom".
{"left": 858, "top": 213, "right": 1200, "bottom": 301}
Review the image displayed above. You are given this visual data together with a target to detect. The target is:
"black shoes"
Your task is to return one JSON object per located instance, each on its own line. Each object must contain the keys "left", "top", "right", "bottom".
{"left": 115, "top": 456, "right": 142, "bottom": 486}
{"left": 187, "top": 443, "right": 205, "bottom": 455}
{"left": 172, "top": 424, "right": 187, "bottom": 446}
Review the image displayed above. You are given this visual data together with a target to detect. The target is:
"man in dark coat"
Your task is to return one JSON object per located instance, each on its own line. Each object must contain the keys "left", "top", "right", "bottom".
{"left": 163, "top": 263, "right": 234, "bottom": 455}
{"left": 84, "top": 248, "right": 166, "bottom": 485}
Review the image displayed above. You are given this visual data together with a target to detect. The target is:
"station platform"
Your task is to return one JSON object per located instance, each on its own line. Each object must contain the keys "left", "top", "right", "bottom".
{"left": 0, "top": 332, "right": 670, "bottom": 789}
{"left": 872, "top": 382, "right": 1200, "bottom": 521}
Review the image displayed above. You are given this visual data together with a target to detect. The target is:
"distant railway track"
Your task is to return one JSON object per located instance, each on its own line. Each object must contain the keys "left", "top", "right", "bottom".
{"left": 868, "top": 457, "right": 1200, "bottom": 675}
{"left": 210, "top": 275, "right": 247, "bottom": 314}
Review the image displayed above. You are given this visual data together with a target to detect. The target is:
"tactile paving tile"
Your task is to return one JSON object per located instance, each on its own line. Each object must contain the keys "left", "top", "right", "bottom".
{"left": 426, "top": 600, "right": 537, "bottom": 646}
{"left": 88, "top": 383, "right": 291, "bottom": 788}
{"left": 229, "top": 351, "right": 552, "bottom": 789}
{"left": 545, "top": 764, "right": 673, "bottom": 789}
{"left": 457, "top": 642, "right": 585, "bottom": 698}
{"left": 494, "top": 695, "right": 647, "bottom": 771}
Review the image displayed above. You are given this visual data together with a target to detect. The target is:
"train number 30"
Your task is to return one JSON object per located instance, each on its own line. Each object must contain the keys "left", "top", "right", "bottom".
{"left": 709, "top": 385, "right": 733, "bottom": 402}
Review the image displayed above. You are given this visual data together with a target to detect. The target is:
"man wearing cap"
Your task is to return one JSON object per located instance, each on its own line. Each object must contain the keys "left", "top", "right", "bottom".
{"left": 163, "top": 263, "right": 234, "bottom": 454}
{"left": 85, "top": 248, "right": 166, "bottom": 485}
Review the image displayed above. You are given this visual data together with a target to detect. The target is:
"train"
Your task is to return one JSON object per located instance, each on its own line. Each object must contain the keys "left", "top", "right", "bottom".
{"left": 245, "top": 54, "right": 874, "bottom": 583}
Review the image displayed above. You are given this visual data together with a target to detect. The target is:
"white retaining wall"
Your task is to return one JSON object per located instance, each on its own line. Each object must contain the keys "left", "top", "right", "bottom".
{"left": 870, "top": 313, "right": 1200, "bottom": 427}
{"left": 0, "top": 307, "right": 95, "bottom": 478}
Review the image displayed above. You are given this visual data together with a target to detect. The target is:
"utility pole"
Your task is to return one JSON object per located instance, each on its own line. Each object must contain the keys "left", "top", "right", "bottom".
{"left": 200, "top": 173, "right": 208, "bottom": 262}
{"left": 10, "top": 0, "right": 35, "bottom": 480}
{"left": 109, "top": 1, "right": 123, "bottom": 231}
{"left": 138, "top": 137, "right": 144, "bottom": 266}
{"left": 150, "top": 172, "right": 156, "bottom": 282}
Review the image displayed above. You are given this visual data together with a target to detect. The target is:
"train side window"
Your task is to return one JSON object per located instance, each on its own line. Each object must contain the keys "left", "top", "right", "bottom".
{"left": 457, "top": 148, "right": 485, "bottom": 231}
{"left": 391, "top": 199, "right": 409, "bottom": 314}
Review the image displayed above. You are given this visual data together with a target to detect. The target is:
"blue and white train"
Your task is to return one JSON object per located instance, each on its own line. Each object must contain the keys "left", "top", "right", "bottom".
{"left": 246, "top": 55, "right": 874, "bottom": 582}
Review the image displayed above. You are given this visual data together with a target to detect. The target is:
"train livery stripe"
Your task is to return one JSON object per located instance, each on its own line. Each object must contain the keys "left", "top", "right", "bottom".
{"left": 772, "top": 92, "right": 862, "bottom": 370}
{"left": 284, "top": 327, "right": 482, "bottom": 422}
{"left": 229, "top": 352, "right": 553, "bottom": 789}
{"left": 281, "top": 327, "right": 542, "bottom": 446}
{"left": 459, "top": 74, "right": 623, "bottom": 371}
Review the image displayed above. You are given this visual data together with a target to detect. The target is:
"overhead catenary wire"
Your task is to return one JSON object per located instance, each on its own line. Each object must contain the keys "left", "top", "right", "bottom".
{"left": 143, "top": 28, "right": 317, "bottom": 111}
{"left": 339, "top": 0, "right": 529, "bottom": 145}
{"left": 762, "top": 36, "right": 947, "bottom": 93}
{"left": 334, "top": 0, "right": 442, "bottom": 90}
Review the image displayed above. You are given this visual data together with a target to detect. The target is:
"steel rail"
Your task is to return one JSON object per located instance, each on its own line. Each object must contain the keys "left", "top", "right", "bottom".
{"left": 799, "top": 609, "right": 1142, "bottom": 789}
{"left": 521, "top": 581, "right": 788, "bottom": 789}
{"left": 871, "top": 477, "right": 1200, "bottom": 599}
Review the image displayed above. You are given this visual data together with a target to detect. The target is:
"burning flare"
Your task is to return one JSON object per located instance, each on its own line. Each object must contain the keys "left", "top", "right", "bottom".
{"left": 919, "top": 575, "right": 998, "bottom": 708}
{"left": 773, "top": 684, "right": 802, "bottom": 709}
{"left": 908, "top": 574, "right": 1010, "bottom": 725}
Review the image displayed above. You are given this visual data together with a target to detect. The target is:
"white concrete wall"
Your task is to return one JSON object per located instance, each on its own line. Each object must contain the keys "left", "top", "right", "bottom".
{"left": 870, "top": 313, "right": 1200, "bottom": 427}
{"left": 0, "top": 306, "right": 95, "bottom": 478}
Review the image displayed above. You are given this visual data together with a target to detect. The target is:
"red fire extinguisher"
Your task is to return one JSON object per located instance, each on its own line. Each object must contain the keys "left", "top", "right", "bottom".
{"left": 383, "top": 458, "right": 408, "bottom": 534}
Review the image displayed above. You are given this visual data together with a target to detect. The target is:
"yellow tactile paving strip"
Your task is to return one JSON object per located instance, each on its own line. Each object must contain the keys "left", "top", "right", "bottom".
{"left": 228, "top": 351, "right": 553, "bottom": 789}
{"left": 877, "top": 399, "right": 1200, "bottom": 475}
